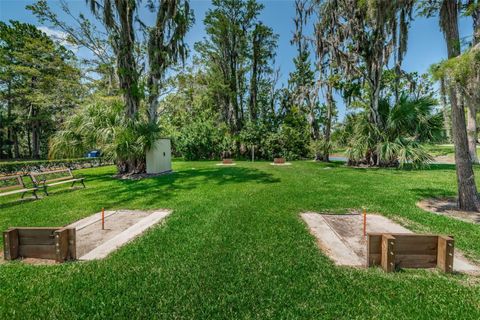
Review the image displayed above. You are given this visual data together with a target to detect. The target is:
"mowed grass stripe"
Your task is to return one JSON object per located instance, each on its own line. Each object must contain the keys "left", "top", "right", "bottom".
{"left": 0, "top": 161, "right": 479, "bottom": 318}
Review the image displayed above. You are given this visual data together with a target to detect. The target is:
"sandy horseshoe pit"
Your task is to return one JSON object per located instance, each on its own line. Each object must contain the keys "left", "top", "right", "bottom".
{"left": 301, "top": 212, "right": 479, "bottom": 274}
{"left": 71, "top": 209, "right": 171, "bottom": 260}
{"left": 2, "top": 209, "right": 171, "bottom": 264}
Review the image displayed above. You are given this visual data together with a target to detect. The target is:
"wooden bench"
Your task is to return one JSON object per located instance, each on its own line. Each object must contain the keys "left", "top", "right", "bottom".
{"left": 0, "top": 175, "right": 38, "bottom": 200}
{"left": 3, "top": 227, "right": 76, "bottom": 262}
{"left": 367, "top": 233, "right": 454, "bottom": 273}
{"left": 30, "top": 168, "right": 85, "bottom": 196}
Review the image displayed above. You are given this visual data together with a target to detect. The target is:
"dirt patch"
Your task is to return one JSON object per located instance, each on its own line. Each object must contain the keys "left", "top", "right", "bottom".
{"left": 433, "top": 155, "right": 455, "bottom": 164}
{"left": 417, "top": 198, "right": 480, "bottom": 224}
{"left": 113, "top": 171, "right": 173, "bottom": 180}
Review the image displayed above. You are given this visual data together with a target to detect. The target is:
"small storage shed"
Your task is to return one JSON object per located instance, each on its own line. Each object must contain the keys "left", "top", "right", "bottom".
{"left": 146, "top": 138, "right": 172, "bottom": 174}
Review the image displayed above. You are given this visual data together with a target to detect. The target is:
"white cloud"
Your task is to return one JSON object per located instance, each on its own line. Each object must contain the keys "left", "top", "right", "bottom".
{"left": 37, "top": 26, "right": 78, "bottom": 51}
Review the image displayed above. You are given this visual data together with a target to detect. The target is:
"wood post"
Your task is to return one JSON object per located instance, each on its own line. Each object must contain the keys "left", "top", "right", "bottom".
{"left": 381, "top": 234, "right": 396, "bottom": 272}
{"left": 3, "top": 228, "right": 19, "bottom": 260}
{"left": 68, "top": 228, "right": 76, "bottom": 260}
{"left": 54, "top": 229, "right": 69, "bottom": 263}
{"left": 437, "top": 236, "right": 454, "bottom": 273}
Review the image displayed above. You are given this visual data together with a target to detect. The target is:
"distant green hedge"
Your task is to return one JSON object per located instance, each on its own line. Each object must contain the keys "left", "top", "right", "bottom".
{"left": 0, "top": 158, "right": 112, "bottom": 174}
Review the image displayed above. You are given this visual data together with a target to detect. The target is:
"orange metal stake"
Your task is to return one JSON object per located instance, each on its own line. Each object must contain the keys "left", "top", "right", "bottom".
{"left": 363, "top": 207, "right": 367, "bottom": 238}
{"left": 102, "top": 207, "right": 105, "bottom": 230}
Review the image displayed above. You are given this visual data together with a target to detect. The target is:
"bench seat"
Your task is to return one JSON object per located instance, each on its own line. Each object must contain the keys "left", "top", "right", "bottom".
{"left": 30, "top": 169, "right": 85, "bottom": 195}
{"left": 41, "top": 178, "right": 84, "bottom": 187}
{"left": 0, "top": 175, "right": 38, "bottom": 200}
{"left": 0, "top": 188, "right": 38, "bottom": 197}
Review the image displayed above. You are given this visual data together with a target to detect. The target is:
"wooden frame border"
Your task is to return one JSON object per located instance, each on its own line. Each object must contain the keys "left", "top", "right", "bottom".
{"left": 3, "top": 227, "right": 76, "bottom": 263}
{"left": 367, "top": 233, "right": 454, "bottom": 273}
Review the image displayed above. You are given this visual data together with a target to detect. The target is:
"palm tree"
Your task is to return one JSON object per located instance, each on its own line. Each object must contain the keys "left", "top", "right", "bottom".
{"left": 314, "top": 0, "right": 415, "bottom": 163}
{"left": 49, "top": 98, "right": 159, "bottom": 174}
{"left": 84, "top": 0, "right": 192, "bottom": 174}
{"left": 346, "top": 95, "right": 443, "bottom": 167}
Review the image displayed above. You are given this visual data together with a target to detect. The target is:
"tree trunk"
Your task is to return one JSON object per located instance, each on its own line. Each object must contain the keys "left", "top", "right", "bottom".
{"left": 0, "top": 127, "right": 4, "bottom": 159}
{"left": 249, "top": 26, "right": 260, "bottom": 121}
{"left": 369, "top": 82, "right": 382, "bottom": 129}
{"left": 27, "top": 130, "right": 31, "bottom": 158}
{"left": 441, "top": 0, "right": 479, "bottom": 211}
{"left": 440, "top": 78, "right": 451, "bottom": 141}
{"left": 147, "top": 74, "right": 160, "bottom": 124}
{"left": 450, "top": 88, "right": 479, "bottom": 210}
{"left": 368, "top": 82, "right": 382, "bottom": 166}
{"left": 32, "top": 120, "right": 40, "bottom": 159}
{"left": 13, "top": 132, "right": 20, "bottom": 159}
{"left": 106, "top": 1, "right": 144, "bottom": 174}
{"left": 323, "top": 85, "right": 334, "bottom": 162}
{"left": 116, "top": 157, "right": 146, "bottom": 175}
{"left": 467, "top": 0, "right": 480, "bottom": 163}
{"left": 473, "top": 1, "right": 480, "bottom": 45}
{"left": 6, "top": 80, "right": 13, "bottom": 159}
{"left": 311, "top": 105, "right": 321, "bottom": 161}
{"left": 466, "top": 100, "right": 478, "bottom": 163}
{"left": 115, "top": 1, "right": 140, "bottom": 120}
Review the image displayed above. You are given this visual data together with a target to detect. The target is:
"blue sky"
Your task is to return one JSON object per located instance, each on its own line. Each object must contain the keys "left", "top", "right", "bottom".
{"left": 0, "top": 0, "right": 475, "bottom": 119}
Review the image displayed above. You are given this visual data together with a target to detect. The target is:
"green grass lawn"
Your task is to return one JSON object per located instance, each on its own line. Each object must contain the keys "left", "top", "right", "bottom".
{"left": 331, "top": 144, "right": 458, "bottom": 158}
{"left": 424, "top": 144, "right": 480, "bottom": 157}
{"left": 423, "top": 144, "right": 456, "bottom": 157}
{"left": 1, "top": 161, "right": 479, "bottom": 318}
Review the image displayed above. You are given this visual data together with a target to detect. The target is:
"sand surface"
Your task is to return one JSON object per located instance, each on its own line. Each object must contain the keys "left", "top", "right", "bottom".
{"left": 417, "top": 198, "right": 480, "bottom": 224}
{"left": 2, "top": 209, "right": 171, "bottom": 264}
{"left": 70, "top": 210, "right": 152, "bottom": 258}
{"left": 301, "top": 212, "right": 479, "bottom": 274}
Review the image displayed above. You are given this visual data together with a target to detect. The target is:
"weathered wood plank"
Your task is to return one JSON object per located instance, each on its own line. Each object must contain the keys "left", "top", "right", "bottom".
{"left": 30, "top": 168, "right": 70, "bottom": 176}
{"left": 0, "top": 175, "right": 25, "bottom": 192}
{"left": 367, "top": 234, "right": 381, "bottom": 266}
{"left": 19, "top": 244, "right": 57, "bottom": 260}
{"left": 381, "top": 234, "right": 396, "bottom": 272}
{"left": 395, "top": 254, "right": 437, "bottom": 268}
{"left": 394, "top": 235, "right": 438, "bottom": 255}
{"left": 54, "top": 229, "right": 69, "bottom": 262}
{"left": 67, "top": 228, "right": 76, "bottom": 260}
{"left": 3, "top": 228, "right": 19, "bottom": 260}
{"left": 437, "top": 236, "right": 454, "bottom": 273}
{"left": 18, "top": 229, "right": 57, "bottom": 244}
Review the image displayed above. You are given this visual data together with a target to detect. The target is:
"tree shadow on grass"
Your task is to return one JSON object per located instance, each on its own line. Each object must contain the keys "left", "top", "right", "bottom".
{"left": 0, "top": 196, "right": 40, "bottom": 211}
{"left": 61, "top": 166, "right": 280, "bottom": 209}
{"left": 422, "top": 164, "right": 456, "bottom": 171}
{"left": 339, "top": 163, "right": 456, "bottom": 174}
{"left": 409, "top": 188, "right": 456, "bottom": 200}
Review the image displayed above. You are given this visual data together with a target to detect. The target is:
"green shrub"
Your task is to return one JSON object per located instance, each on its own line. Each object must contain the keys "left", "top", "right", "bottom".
{"left": 176, "top": 118, "right": 229, "bottom": 160}
{"left": 0, "top": 158, "right": 111, "bottom": 174}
